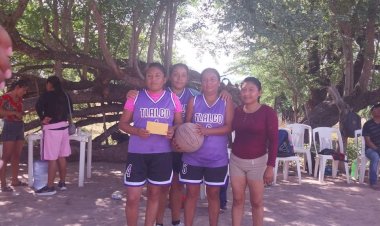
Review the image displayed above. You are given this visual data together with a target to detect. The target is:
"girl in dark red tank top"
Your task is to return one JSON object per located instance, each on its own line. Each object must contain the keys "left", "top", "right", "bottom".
{"left": 230, "top": 77, "right": 278, "bottom": 226}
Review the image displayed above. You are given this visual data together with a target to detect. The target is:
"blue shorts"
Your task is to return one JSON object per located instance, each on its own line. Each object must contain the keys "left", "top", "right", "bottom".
{"left": 124, "top": 152, "right": 173, "bottom": 186}
{"left": 0, "top": 121, "right": 24, "bottom": 142}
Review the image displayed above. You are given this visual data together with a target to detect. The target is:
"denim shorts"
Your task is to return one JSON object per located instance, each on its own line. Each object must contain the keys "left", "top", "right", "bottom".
{"left": 0, "top": 120, "right": 24, "bottom": 142}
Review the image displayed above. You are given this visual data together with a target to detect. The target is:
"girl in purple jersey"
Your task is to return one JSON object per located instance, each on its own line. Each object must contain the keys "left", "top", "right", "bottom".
{"left": 157, "top": 63, "right": 197, "bottom": 226}
{"left": 119, "top": 62, "right": 182, "bottom": 226}
{"left": 180, "top": 68, "right": 234, "bottom": 226}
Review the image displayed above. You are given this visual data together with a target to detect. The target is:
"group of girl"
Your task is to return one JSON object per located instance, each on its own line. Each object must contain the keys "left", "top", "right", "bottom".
{"left": 119, "top": 62, "right": 278, "bottom": 226}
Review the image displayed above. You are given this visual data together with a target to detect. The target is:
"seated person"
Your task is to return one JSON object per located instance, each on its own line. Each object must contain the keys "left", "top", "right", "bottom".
{"left": 363, "top": 103, "right": 380, "bottom": 190}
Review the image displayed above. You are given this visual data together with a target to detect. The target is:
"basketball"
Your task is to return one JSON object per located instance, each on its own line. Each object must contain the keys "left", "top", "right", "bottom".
{"left": 174, "top": 123, "right": 204, "bottom": 152}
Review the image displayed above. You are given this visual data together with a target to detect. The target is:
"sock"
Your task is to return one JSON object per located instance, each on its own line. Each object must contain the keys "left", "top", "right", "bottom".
{"left": 172, "top": 220, "right": 180, "bottom": 225}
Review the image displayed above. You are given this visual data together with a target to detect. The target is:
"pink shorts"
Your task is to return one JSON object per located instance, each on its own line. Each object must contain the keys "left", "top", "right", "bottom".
{"left": 42, "top": 121, "right": 71, "bottom": 160}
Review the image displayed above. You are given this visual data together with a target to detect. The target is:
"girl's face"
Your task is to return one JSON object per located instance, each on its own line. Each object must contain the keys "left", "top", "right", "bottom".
{"left": 170, "top": 66, "right": 188, "bottom": 90}
{"left": 15, "top": 86, "right": 27, "bottom": 98}
{"left": 201, "top": 71, "right": 220, "bottom": 95}
{"left": 145, "top": 66, "right": 166, "bottom": 92}
{"left": 46, "top": 82, "right": 54, "bottom": 91}
{"left": 240, "top": 81, "right": 261, "bottom": 105}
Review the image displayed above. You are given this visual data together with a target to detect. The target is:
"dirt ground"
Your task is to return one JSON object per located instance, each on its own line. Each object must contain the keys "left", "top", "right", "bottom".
{"left": 0, "top": 161, "right": 379, "bottom": 226}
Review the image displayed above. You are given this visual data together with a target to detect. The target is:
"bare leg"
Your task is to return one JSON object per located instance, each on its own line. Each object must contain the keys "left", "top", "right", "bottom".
{"left": 206, "top": 185, "right": 220, "bottom": 226}
{"left": 145, "top": 184, "right": 162, "bottom": 226}
{"left": 57, "top": 157, "right": 67, "bottom": 182}
{"left": 247, "top": 179, "right": 264, "bottom": 226}
{"left": 125, "top": 186, "right": 143, "bottom": 226}
{"left": 156, "top": 185, "right": 170, "bottom": 224}
{"left": 184, "top": 184, "right": 200, "bottom": 226}
{"left": 11, "top": 140, "right": 24, "bottom": 184}
{"left": 170, "top": 174, "right": 184, "bottom": 223}
{"left": 231, "top": 175, "right": 247, "bottom": 226}
{"left": 47, "top": 160, "right": 57, "bottom": 187}
{"left": 1, "top": 141, "right": 15, "bottom": 188}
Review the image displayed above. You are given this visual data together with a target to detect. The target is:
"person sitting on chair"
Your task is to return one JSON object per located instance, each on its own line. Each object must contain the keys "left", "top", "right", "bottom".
{"left": 363, "top": 103, "right": 380, "bottom": 190}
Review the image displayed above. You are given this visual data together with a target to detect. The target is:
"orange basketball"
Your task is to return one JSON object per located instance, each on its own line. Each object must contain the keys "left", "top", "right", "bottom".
{"left": 174, "top": 123, "right": 204, "bottom": 152}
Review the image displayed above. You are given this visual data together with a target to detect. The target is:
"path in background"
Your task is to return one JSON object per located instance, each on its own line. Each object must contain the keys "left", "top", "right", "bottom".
{"left": 0, "top": 162, "right": 379, "bottom": 226}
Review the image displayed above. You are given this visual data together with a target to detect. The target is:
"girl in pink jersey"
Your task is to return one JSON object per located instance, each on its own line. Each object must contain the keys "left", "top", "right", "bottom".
{"left": 119, "top": 62, "right": 183, "bottom": 226}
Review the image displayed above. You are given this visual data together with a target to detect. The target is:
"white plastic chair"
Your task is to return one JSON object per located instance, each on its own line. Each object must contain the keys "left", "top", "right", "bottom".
{"left": 274, "top": 129, "right": 302, "bottom": 184}
{"left": 313, "top": 127, "right": 350, "bottom": 183}
{"left": 354, "top": 129, "right": 380, "bottom": 184}
{"left": 286, "top": 123, "right": 313, "bottom": 175}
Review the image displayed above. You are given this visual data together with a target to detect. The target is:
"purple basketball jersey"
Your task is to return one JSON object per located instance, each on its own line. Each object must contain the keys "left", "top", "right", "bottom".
{"left": 182, "top": 95, "right": 228, "bottom": 167}
{"left": 167, "top": 87, "right": 198, "bottom": 120}
{"left": 128, "top": 89, "right": 176, "bottom": 154}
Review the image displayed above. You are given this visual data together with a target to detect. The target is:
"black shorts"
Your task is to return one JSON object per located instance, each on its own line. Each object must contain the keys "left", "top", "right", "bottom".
{"left": 0, "top": 121, "right": 24, "bottom": 142}
{"left": 172, "top": 152, "right": 183, "bottom": 174}
{"left": 179, "top": 163, "right": 229, "bottom": 186}
{"left": 124, "top": 152, "right": 173, "bottom": 186}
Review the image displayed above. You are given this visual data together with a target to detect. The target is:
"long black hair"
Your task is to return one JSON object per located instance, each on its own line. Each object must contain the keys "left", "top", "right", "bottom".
{"left": 46, "top": 76, "right": 63, "bottom": 92}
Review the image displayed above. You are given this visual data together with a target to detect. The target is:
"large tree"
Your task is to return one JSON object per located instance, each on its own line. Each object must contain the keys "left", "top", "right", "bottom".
{"left": 216, "top": 0, "right": 380, "bottom": 128}
{"left": 0, "top": 0, "right": 187, "bottom": 156}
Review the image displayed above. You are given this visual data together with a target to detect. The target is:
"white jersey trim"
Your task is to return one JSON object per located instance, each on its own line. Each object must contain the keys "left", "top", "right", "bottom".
{"left": 202, "top": 94, "right": 221, "bottom": 108}
{"left": 148, "top": 171, "right": 173, "bottom": 185}
{"left": 144, "top": 89, "right": 166, "bottom": 104}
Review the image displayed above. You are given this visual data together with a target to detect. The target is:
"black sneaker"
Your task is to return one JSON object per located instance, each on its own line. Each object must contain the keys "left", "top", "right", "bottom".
{"left": 57, "top": 181, "right": 67, "bottom": 191}
{"left": 35, "top": 186, "right": 56, "bottom": 196}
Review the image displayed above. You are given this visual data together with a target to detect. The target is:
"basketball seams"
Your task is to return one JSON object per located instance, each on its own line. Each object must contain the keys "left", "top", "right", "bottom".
{"left": 175, "top": 123, "right": 204, "bottom": 152}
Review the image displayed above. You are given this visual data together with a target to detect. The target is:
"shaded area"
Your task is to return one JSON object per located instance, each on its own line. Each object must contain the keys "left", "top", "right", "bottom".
{"left": 1, "top": 163, "right": 379, "bottom": 226}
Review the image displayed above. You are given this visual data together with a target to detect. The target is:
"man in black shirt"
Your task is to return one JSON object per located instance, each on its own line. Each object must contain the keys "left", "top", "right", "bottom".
{"left": 363, "top": 103, "right": 380, "bottom": 190}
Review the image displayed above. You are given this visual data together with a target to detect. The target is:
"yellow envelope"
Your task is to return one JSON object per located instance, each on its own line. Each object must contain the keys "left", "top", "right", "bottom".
{"left": 146, "top": 121, "right": 168, "bottom": 136}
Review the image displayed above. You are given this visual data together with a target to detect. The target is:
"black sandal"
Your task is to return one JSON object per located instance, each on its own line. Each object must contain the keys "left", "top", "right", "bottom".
{"left": 11, "top": 180, "right": 28, "bottom": 187}
{"left": 1, "top": 186, "right": 14, "bottom": 192}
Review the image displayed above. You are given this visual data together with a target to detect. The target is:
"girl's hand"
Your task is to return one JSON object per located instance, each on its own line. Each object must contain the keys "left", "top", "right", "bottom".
{"left": 14, "top": 111, "right": 23, "bottom": 120}
{"left": 166, "top": 126, "right": 175, "bottom": 139}
{"left": 42, "top": 116, "right": 52, "bottom": 125}
{"left": 171, "top": 138, "right": 182, "bottom": 151}
{"left": 220, "top": 90, "right": 232, "bottom": 102}
{"left": 195, "top": 124, "right": 207, "bottom": 136}
{"left": 263, "top": 166, "right": 274, "bottom": 185}
{"left": 136, "top": 128, "right": 150, "bottom": 138}
{"left": 126, "top": 90, "right": 138, "bottom": 99}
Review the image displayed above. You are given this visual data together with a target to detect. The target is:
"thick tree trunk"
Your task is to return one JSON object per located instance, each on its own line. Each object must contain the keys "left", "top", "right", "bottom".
{"left": 147, "top": 2, "right": 165, "bottom": 64}
{"left": 90, "top": 0, "right": 122, "bottom": 78}
{"left": 358, "top": 0, "right": 377, "bottom": 91}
